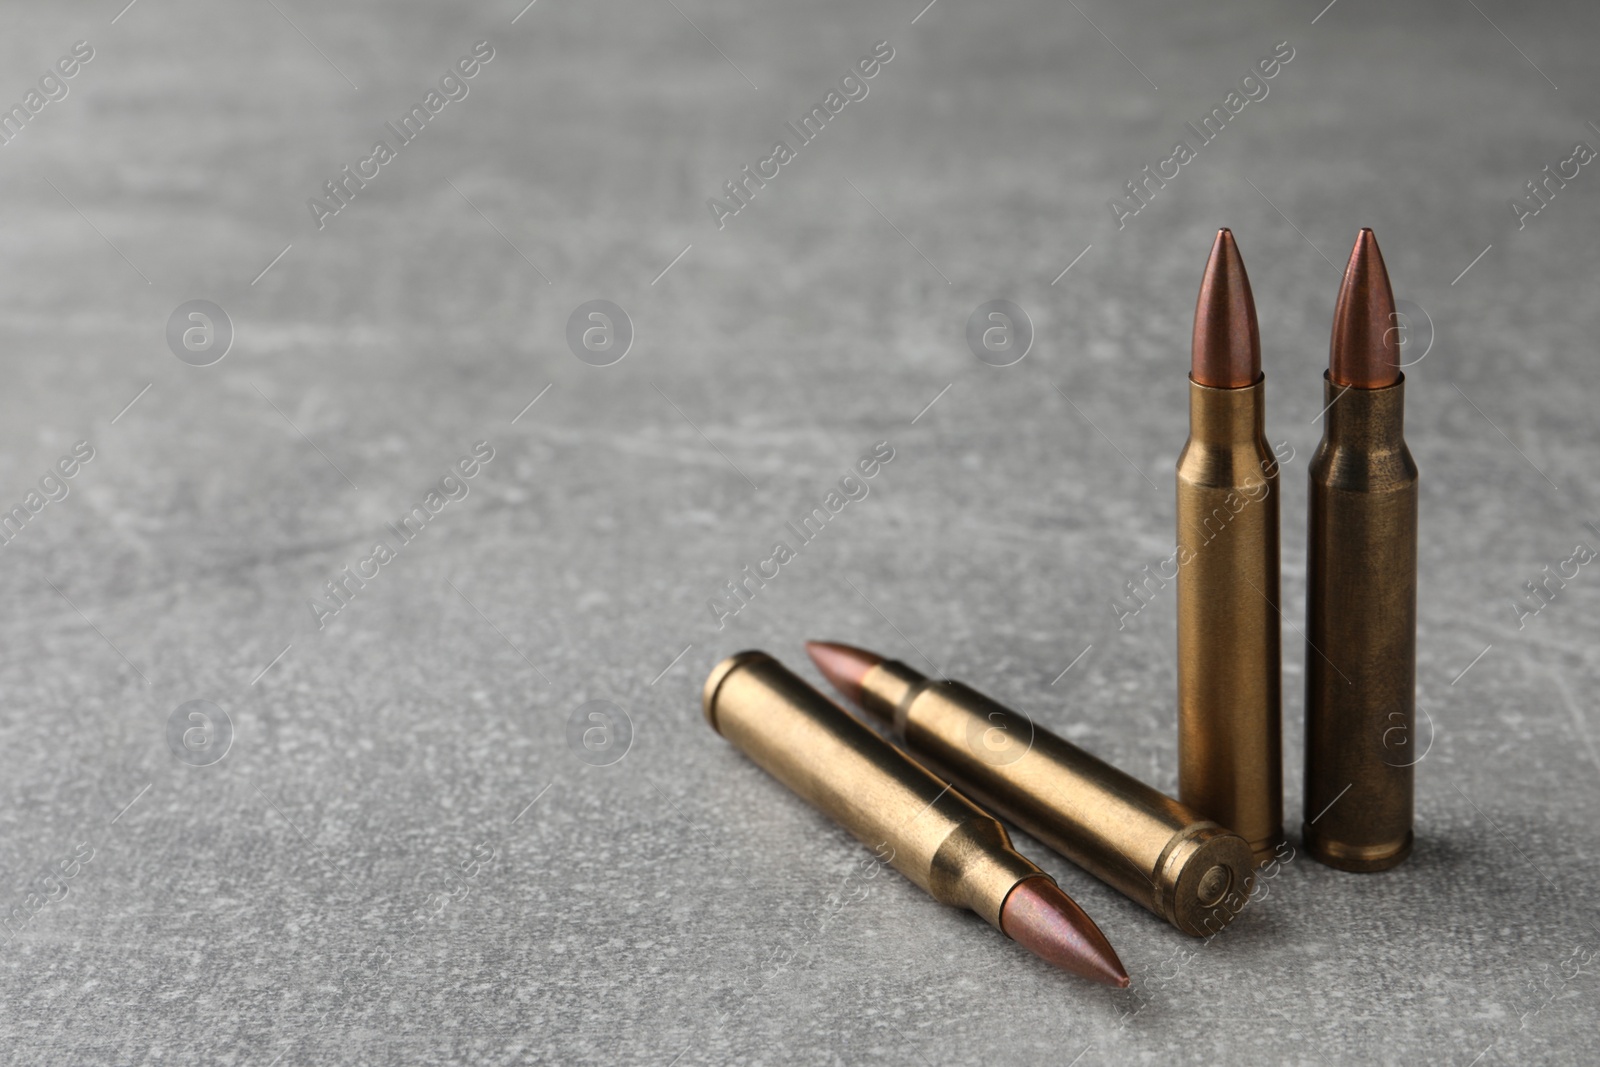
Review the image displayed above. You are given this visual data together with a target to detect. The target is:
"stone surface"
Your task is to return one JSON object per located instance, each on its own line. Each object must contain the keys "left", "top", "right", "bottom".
{"left": 0, "top": 1, "right": 1595, "bottom": 1063}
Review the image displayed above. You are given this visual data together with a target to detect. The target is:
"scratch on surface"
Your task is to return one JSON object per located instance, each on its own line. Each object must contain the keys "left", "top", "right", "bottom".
{"left": 1549, "top": 669, "right": 1600, "bottom": 774}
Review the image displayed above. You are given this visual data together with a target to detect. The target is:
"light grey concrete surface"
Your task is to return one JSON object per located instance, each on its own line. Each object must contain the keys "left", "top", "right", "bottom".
{"left": 0, "top": 1, "right": 1596, "bottom": 1063}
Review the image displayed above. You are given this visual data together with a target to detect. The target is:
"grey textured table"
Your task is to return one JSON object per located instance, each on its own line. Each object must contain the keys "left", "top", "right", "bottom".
{"left": 0, "top": 1, "right": 1596, "bottom": 1063}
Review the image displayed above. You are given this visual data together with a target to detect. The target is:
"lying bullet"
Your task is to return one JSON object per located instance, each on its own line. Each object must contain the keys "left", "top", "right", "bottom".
{"left": 704, "top": 650, "right": 1129, "bottom": 986}
{"left": 1303, "top": 229, "right": 1418, "bottom": 872}
{"left": 1176, "top": 228, "right": 1285, "bottom": 864}
{"left": 808, "top": 642, "right": 1256, "bottom": 937}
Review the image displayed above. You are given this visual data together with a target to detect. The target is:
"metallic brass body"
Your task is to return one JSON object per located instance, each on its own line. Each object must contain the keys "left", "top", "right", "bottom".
{"left": 1175, "top": 377, "right": 1283, "bottom": 862}
{"left": 854, "top": 660, "right": 1255, "bottom": 936}
{"left": 703, "top": 651, "right": 1044, "bottom": 930}
{"left": 1304, "top": 375, "right": 1417, "bottom": 871}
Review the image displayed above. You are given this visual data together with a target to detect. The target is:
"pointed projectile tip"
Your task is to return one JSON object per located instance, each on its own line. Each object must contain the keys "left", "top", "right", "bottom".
{"left": 1329, "top": 228, "right": 1401, "bottom": 389}
{"left": 1001, "top": 875, "right": 1129, "bottom": 988}
{"left": 805, "top": 641, "right": 882, "bottom": 707}
{"left": 1191, "top": 228, "right": 1261, "bottom": 388}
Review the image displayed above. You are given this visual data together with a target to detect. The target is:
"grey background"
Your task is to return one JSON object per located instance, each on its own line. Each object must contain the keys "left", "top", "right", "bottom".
{"left": 0, "top": 0, "right": 1595, "bottom": 1063}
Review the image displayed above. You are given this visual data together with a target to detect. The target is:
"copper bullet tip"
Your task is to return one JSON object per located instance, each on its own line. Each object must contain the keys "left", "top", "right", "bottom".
{"left": 805, "top": 641, "right": 883, "bottom": 707}
{"left": 1329, "top": 228, "right": 1401, "bottom": 389}
{"left": 1191, "top": 228, "right": 1261, "bottom": 389}
{"left": 1001, "top": 875, "right": 1130, "bottom": 987}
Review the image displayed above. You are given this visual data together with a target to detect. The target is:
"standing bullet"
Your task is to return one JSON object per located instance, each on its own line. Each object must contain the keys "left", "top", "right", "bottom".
{"left": 704, "top": 650, "right": 1129, "bottom": 986}
{"left": 1303, "top": 229, "right": 1418, "bottom": 872}
{"left": 808, "top": 642, "right": 1256, "bottom": 936}
{"left": 1176, "top": 229, "right": 1285, "bottom": 863}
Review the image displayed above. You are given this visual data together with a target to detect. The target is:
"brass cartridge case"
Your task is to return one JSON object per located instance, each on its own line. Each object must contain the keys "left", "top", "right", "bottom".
{"left": 702, "top": 651, "right": 1044, "bottom": 930}
{"left": 852, "top": 659, "right": 1256, "bottom": 936}
{"left": 1304, "top": 375, "right": 1417, "bottom": 871}
{"left": 1175, "top": 377, "right": 1284, "bottom": 862}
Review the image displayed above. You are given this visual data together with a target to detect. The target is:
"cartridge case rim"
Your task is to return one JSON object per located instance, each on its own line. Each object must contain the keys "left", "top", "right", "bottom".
{"left": 702, "top": 649, "right": 773, "bottom": 732}
{"left": 1302, "top": 825, "right": 1413, "bottom": 873}
{"left": 1154, "top": 823, "right": 1257, "bottom": 935}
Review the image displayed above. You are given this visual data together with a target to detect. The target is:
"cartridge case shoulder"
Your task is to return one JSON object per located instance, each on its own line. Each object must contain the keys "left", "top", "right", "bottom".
{"left": 1309, "top": 437, "right": 1417, "bottom": 494}
{"left": 1176, "top": 441, "right": 1279, "bottom": 492}
{"left": 927, "top": 816, "right": 1040, "bottom": 928}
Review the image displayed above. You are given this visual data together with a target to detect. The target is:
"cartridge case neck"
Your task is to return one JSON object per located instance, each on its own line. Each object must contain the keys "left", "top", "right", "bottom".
{"left": 1186, "top": 376, "right": 1266, "bottom": 447}
{"left": 1321, "top": 372, "right": 1407, "bottom": 452}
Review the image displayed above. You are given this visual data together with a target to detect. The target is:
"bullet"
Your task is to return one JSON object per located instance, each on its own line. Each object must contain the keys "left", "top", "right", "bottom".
{"left": 1176, "top": 229, "right": 1285, "bottom": 863}
{"left": 808, "top": 643, "right": 1256, "bottom": 937}
{"left": 704, "top": 650, "right": 1128, "bottom": 986}
{"left": 1304, "top": 229, "right": 1418, "bottom": 872}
